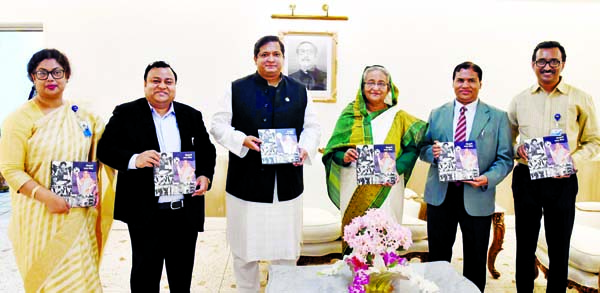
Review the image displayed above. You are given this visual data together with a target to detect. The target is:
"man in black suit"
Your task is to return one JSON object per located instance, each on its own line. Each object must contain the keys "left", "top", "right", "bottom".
{"left": 97, "top": 61, "right": 216, "bottom": 293}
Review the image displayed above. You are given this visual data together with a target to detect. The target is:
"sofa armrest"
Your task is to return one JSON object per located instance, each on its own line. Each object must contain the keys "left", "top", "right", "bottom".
{"left": 404, "top": 188, "right": 427, "bottom": 221}
{"left": 575, "top": 202, "right": 600, "bottom": 230}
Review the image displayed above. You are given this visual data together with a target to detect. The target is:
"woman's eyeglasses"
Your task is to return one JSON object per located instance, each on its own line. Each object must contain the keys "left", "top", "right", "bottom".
{"left": 34, "top": 68, "right": 65, "bottom": 80}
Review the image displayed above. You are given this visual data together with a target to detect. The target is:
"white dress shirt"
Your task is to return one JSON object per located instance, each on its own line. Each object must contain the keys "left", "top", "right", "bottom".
{"left": 128, "top": 103, "right": 183, "bottom": 203}
{"left": 453, "top": 99, "right": 479, "bottom": 141}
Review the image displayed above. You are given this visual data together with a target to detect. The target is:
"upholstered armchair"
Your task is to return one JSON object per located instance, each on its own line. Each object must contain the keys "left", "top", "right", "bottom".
{"left": 300, "top": 207, "right": 342, "bottom": 259}
{"left": 298, "top": 188, "right": 429, "bottom": 263}
{"left": 400, "top": 188, "right": 429, "bottom": 261}
{"left": 536, "top": 202, "right": 600, "bottom": 292}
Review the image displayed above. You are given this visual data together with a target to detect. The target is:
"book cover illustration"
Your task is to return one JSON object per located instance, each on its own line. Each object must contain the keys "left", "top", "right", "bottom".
{"left": 51, "top": 161, "right": 97, "bottom": 207}
{"left": 154, "top": 151, "right": 196, "bottom": 196}
{"left": 543, "top": 135, "right": 575, "bottom": 177}
{"left": 524, "top": 137, "right": 549, "bottom": 180}
{"left": 454, "top": 141, "right": 480, "bottom": 181}
{"left": 174, "top": 152, "right": 196, "bottom": 194}
{"left": 437, "top": 141, "right": 479, "bottom": 182}
{"left": 525, "top": 134, "right": 575, "bottom": 180}
{"left": 437, "top": 142, "right": 456, "bottom": 182}
{"left": 356, "top": 144, "right": 397, "bottom": 185}
{"left": 258, "top": 128, "right": 300, "bottom": 164}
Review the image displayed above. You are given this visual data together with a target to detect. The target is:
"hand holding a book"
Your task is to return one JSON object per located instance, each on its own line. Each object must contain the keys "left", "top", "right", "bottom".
{"left": 432, "top": 141, "right": 442, "bottom": 159}
{"left": 293, "top": 148, "right": 309, "bottom": 166}
{"left": 517, "top": 144, "right": 528, "bottom": 162}
{"left": 343, "top": 148, "right": 358, "bottom": 164}
{"left": 192, "top": 175, "right": 210, "bottom": 196}
{"left": 381, "top": 174, "right": 400, "bottom": 187}
{"left": 243, "top": 136, "right": 262, "bottom": 152}
{"left": 136, "top": 150, "right": 161, "bottom": 168}
{"left": 553, "top": 172, "right": 575, "bottom": 179}
{"left": 38, "top": 188, "right": 70, "bottom": 213}
{"left": 463, "top": 175, "right": 488, "bottom": 188}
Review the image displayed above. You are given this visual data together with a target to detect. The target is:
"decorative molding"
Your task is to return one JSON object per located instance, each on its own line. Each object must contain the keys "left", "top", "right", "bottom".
{"left": 0, "top": 23, "right": 43, "bottom": 32}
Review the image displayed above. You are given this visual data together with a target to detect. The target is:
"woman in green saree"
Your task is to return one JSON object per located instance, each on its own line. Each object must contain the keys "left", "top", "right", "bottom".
{"left": 322, "top": 65, "right": 427, "bottom": 255}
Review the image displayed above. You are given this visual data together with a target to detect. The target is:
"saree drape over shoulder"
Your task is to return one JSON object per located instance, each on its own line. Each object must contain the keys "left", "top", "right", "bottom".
{"left": 0, "top": 100, "right": 115, "bottom": 292}
{"left": 322, "top": 75, "right": 427, "bottom": 255}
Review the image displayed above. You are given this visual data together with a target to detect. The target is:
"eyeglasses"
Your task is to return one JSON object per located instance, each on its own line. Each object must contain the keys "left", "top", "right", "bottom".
{"left": 364, "top": 81, "right": 388, "bottom": 89}
{"left": 34, "top": 68, "right": 65, "bottom": 80}
{"left": 534, "top": 59, "right": 561, "bottom": 68}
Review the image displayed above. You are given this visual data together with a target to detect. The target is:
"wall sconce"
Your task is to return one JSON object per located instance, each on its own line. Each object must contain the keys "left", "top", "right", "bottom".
{"left": 271, "top": 4, "right": 349, "bottom": 21}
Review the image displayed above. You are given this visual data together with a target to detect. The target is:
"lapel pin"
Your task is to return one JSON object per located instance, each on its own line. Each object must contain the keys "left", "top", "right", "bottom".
{"left": 285, "top": 97, "right": 290, "bottom": 102}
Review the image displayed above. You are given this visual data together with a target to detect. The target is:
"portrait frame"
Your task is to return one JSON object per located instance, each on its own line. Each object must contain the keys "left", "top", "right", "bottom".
{"left": 279, "top": 31, "right": 338, "bottom": 103}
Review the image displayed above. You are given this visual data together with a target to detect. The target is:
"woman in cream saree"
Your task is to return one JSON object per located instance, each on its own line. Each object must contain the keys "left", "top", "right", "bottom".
{"left": 0, "top": 49, "right": 114, "bottom": 292}
{"left": 322, "top": 65, "right": 426, "bottom": 255}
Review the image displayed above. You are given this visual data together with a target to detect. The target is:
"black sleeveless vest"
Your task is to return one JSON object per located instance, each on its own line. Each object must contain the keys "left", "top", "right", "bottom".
{"left": 226, "top": 73, "right": 308, "bottom": 203}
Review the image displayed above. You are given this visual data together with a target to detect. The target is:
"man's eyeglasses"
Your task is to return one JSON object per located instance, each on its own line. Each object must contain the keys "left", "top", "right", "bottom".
{"left": 34, "top": 68, "right": 65, "bottom": 80}
{"left": 534, "top": 59, "right": 561, "bottom": 68}
{"left": 364, "top": 81, "right": 388, "bottom": 89}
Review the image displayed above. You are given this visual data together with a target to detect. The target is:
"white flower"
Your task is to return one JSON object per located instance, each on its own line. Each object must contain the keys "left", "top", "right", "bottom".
{"left": 369, "top": 254, "right": 387, "bottom": 274}
{"left": 317, "top": 258, "right": 347, "bottom": 276}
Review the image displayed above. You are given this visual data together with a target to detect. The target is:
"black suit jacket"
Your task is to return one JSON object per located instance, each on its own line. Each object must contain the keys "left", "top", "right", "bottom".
{"left": 97, "top": 98, "right": 216, "bottom": 232}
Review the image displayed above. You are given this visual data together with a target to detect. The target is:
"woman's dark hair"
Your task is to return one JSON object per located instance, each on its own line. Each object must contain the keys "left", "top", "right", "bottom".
{"left": 28, "top": 86, "right": 36, "bottom": 100}
{"left": 26, "top": 48, "right": 72, "bottom": 82}
{"left": 253, "top": 35, "right": 285, "bottom": 58}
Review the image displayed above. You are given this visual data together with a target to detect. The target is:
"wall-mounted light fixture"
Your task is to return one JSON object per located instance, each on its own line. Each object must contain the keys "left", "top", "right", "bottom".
{"left": 271, "top": 4, "right": 348, "bottom": 21}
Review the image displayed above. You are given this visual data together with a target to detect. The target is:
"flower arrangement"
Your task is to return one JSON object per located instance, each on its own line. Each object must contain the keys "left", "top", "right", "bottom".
{"left": 320, "top": 208, "right": 439, "bottom": 292}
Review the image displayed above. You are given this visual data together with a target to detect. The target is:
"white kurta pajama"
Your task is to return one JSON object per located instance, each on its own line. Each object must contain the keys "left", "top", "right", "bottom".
{"left": 211, "top": 88, "right": 320, "bottom": 291}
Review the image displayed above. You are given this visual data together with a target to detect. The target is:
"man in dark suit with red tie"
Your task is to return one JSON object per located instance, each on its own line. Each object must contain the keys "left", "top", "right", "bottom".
{"left": 97, "top": 61, "right": 216, "bottom": 292}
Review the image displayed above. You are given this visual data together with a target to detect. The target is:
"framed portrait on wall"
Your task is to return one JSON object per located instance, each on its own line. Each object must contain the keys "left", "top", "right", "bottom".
{"left": 279, "top": 31, "right": 338, "bottom": 103}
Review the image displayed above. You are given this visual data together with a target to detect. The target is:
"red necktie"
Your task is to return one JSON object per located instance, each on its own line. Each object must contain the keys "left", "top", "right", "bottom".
{"left": 455, "top": 106, "right": 467, "bottom": 142}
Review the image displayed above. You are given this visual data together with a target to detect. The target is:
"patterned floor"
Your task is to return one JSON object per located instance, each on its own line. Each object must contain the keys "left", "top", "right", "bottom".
{"left": 0, "top": 191, "right": 579, "bottom": 292}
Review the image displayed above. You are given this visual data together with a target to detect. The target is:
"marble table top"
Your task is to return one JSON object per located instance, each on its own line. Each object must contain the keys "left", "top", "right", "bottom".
{"left": 266, "top": 261, "right": 479, "bottom": 293}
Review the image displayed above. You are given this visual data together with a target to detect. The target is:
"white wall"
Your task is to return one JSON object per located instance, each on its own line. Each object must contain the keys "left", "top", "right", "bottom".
{"left": 0, "top": 31, "right": 43, "bottom": 123}
{"left": 3, "top": 0, "right": 600, "bottom": 213}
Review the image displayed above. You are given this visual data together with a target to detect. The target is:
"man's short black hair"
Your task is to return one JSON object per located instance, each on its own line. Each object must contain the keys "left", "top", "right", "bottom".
{"left": 532, "top": 41, "right": 566, "bottom": 62}
{"left": 452, "top": 61, "right": 483, "bottom": 81}
{"left": 254, "top": 35, "right": 285, "bottom": 58}
{"left": 144, "top": 61, "right": 177, "bottom": 82}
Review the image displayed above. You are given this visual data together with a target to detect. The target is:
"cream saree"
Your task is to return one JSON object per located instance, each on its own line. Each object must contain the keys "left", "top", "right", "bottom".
{"left": 322, "top": 71, "right": 427, "bottom": 255}
{"left": 0, "top": 100, "right": 115, "bottom": 292}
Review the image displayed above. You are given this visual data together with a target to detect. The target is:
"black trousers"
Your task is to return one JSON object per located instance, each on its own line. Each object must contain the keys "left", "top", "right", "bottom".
{"left": 427, "top": 183, "right": 492, "bottom": 292}
{"left": 127, "top": 208, "right": 199, "bottom": 293}
{"left": 512, "top": 164, "right": 578, "bottom": 293}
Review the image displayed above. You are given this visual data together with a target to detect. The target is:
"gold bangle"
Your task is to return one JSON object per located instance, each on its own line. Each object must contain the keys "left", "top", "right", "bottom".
{"left": 31, "top": 185, "right": 42, "bottom": 200}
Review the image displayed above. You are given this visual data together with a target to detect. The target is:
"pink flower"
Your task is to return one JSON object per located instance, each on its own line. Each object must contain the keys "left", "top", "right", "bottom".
{"left": 343, "top": 208, "right": 412, "bottom": 292}
{"left": 347, "top": 269, "right": 370, "bottom": 293}
{"left": 382, "top": 251, "right": 407, "bottom": 267}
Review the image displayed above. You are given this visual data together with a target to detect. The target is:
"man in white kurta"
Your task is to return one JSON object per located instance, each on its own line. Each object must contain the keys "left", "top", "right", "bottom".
{"left": 210, "top": 35, "right": 321, "bottom": 292}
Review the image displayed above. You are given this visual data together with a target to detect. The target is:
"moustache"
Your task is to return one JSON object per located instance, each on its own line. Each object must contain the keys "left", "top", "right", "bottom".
{"left": 541, "top": 69, "right": 555, "bottom": 74}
